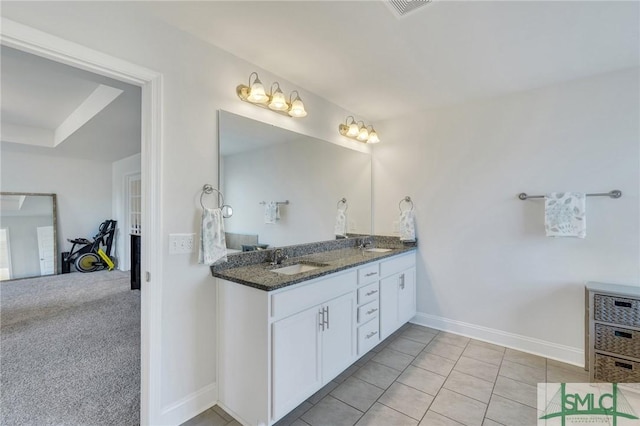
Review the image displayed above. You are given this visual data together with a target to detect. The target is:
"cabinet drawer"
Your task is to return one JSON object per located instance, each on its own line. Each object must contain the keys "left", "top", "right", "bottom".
{"left": 595, "top": 324, "right": 640, "bottom": 358}
{"left": 358, "top": 264, "right": 380, "bottom": 285}
{"left": 594, "top": 295, "right": 640, "bottom": 327}
{"left": 358, "top": 318, "right": 379, "bottom": 354}
{"left": 271, "top": 270, "right": 356, "bottom": 320}
{"left": 380, "top": 253, "right": 415, "bottom": 279}
{"left": 358, "top": 282, "right": 379, "bottom": 305}
{"left": 358, "top": 300, "right": 379, "bottom": 325}
{"left": 595, "top": 353, "right": 640, "bottom": 382}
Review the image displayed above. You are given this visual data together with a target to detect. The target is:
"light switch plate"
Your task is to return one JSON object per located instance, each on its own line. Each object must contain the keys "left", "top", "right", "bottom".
{"left": 169, "top": 233, "right": 195, "bottom": 254}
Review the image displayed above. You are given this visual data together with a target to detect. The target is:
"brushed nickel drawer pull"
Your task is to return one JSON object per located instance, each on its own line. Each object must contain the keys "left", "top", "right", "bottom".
{"left": 365, "top": 290, "right": 378, "bottom": 296}
{"left": 365, "top": 272, "right": 378, "bottom": 277}
{"left": 366, "top": 308, "right": 378, "bottom": 315}
{"left": 615, "top": 330, "right": 633, "bottom": 339}
{"left": 615, "top": 361, "right": 633, "bottom": 370}
{"left": 615, "top": 301, "right": 633, "bottom": 308}
{"left": 366, "top": 331, "right": 378, "bottom": 339}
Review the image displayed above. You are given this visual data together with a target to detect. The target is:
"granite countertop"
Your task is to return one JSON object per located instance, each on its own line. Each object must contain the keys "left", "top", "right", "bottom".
{"left": 212, "top": 246, "right": 416, "bottom": 291}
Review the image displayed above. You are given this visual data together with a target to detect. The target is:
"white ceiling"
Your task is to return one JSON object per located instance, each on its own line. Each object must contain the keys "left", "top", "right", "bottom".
{"left": 1, "top": 46, "right": 141, "bottom": 162}
{"left": 137, "top": 0, "right": 639, "bottom": 122}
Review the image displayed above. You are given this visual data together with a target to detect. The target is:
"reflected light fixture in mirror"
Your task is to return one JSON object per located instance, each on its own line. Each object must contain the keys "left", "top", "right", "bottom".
{"left": 339, "top": 116, "right": 381, "bottom": 144}
{"left": 237, "top": 72, "right": 307, "bottom": 118}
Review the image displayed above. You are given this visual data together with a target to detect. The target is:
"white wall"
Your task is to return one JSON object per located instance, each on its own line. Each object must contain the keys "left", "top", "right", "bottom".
{"left": 112, "top": 153, "right": 141, "bottom": 270}
{"left": 0, "top": 4, "right": 368, "bottom": 424}
{"left": 374, "top": 68, "right": 640, "bottom": 364}
{"left": 0, "top": 148, "right": 113, "bottom": 263}
{"left": 222, "top": 139, "right": 371, "bottom": 247}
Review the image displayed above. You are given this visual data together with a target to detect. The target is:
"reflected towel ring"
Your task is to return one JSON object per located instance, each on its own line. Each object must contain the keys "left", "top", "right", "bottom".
{"left": 200, "top": 184, "right": 233, "bottom": 218}
{"left": 337, "top": 197, "right": 348, "bottom": 212}
{"left": 399, "top": 196, "right": 414, "bottom": 213}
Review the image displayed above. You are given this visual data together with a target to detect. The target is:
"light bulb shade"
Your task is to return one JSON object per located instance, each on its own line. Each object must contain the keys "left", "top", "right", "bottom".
{"left": 288, "top": 97, "right": 307, "bottom": 117}
{"left": 357, "top": 127, "right": 369, "bottom": 141}
{"left": 367, "top": 130, "right": 380, "bottom": 144}
{"left": 269, "top": 89, "right": 288, "bottom": 111}
{"left": 247, "top": 76, "right": 268, "bottom": 103}
{"left": 347, "top": 122, "right": 359, "bottom": 137}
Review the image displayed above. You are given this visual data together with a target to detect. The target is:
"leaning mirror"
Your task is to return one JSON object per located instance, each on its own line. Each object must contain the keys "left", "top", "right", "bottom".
{"left": 0, "top": 192, "right": 57, "bottom": 280}
{"left": 218, "top": 111, "right": 372, "bottom": 250}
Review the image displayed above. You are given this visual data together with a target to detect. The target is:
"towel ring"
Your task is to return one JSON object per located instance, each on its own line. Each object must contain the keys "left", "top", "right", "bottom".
{"left": 201, "top": 184, "right": 233, "bottom": 218}
{"left": 399, "top": 196, "right": 414, "bottom": 213}
{"left": 337, "top": 197, "right": 348, "bottom": 212}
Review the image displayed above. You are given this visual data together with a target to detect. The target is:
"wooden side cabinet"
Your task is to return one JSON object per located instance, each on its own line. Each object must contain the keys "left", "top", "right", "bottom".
{"left": 586, "top": 282, "right": 640, "bottom": 382}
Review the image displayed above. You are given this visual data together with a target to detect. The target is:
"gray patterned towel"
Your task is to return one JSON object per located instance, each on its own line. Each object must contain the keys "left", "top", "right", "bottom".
{"left": 544, "top": 192, "right": 586, "bottom": 238}
{"left": 199, "top": 207, "right": 228, "bottom": 264}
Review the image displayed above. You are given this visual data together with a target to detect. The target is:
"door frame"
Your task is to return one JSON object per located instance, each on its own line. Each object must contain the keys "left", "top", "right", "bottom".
{"left": 1, "top": 18, "right": 163, "bottom": 425}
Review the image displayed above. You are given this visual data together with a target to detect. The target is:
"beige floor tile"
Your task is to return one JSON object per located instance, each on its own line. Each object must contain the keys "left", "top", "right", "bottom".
{"left": 493, "top": 376, "right": 537, "bottom": 408}
{"left": 275, "top": 401, "right": 314, "bottom": 426}
{"left": 443, "top": 370, "right": 494, "bottom": 404}
{"left": 211, "top": 405, "right": 233, "bottom": 423}
{"left": 181, "top": 408, "right": 228, "bottom": 426}
{"left": 485, "top": 395, "right": 538, "bottom": 426}
{"left": 397, "top": 365, "right": 447, "bottom": 396}
{"left": 430, "top": 388, "right": 487, "bottom": 426}
{"left": 411, "top": 324, "right": 440, "bottom": 334}
{"left": 290, "top": 420, "right": 311, "bottom": 426}
{"left": 353, "top": 361, "right": 401, "bottom": 389}
{"left": 301, "top": 396, "right": 362, "bottom": 426}
{"left": 482, "top": 419, "right": 503, "bottom": 426}
{"left": 419, "top": 410, "right": 465, "bottom": 425}
{"left": 307, "top": 380, "right": 339, "bottom": 404}
{"left": 412, "top": 352, "right": 456, "bottom": 377}
{"left": 372, "top": 348, "right": 414, "bottom": 371}
{"left": 331, "top": 377, "right": 384, "bottom": 412}
{"left": 400, "top": 327, "right": 438, "bottom": 344}
{"left": 334, "top": 364, "right": 361, "bottom": 383}
{"left": 454, "top": 356, "right": 500, "bottom": 383}
{"left": 467, "top": 340, "right": 505, "bottom": 354}
{"left": 499, "top": 360, "right": 546, "bottom": 386}
{"left": 355, "top": 402, "right": 417, "bottom": 426}
{"left": 424, "top": 340, "right": 466, "bottom": 361}
{"left": 546, "top": 363, "right": 589, "bottom": 383}
{"left": 462, "top": 345, "right": 504, "bottom": 366}
{"left": 378, "top": 382, "right": 434, "bottom": 420}
{"left": 387, "top": 337, "right": 426, "bottom": 356}
{"left": 355, "top": 351, "right": 377, "bottom": 366}
{"left": 546, "top": 358, "right": 586, "bottom": 373}
{"left": 503, "top": 348, "right": 546, "bottom": 370}
{"left": 433, "top": 332, "right": 471, "bottom": 348}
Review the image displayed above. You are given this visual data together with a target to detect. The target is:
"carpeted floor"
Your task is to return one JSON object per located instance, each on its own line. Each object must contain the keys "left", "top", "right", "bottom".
{"left": 1, "top": 270, "right": 140, "bottom": 426}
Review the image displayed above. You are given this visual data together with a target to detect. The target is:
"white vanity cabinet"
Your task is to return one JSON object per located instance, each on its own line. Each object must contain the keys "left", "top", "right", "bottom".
{"left": 380, "top": 254, "right": 416, "bottom": 340}
{"left": 216, "top": 251, "right": 416, "bottom": 426}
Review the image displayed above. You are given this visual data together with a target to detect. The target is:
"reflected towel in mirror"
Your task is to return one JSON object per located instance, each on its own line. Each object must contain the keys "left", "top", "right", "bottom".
{"left": 264, "top": 201, "right": 278, "bottom": 224}
{"left": 399, "top": 209, "right": 416, "bottom": 242}
{"left": 199, "top": 208, "right": 227, "bottom": 265}
{"left": 335, "top": 209, "right": 347, "bottom": 237}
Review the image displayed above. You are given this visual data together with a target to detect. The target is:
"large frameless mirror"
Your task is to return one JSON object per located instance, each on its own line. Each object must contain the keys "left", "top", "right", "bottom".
{"left": 0, "top": 192, "right": 58, "bottom": 281}
{"left": 218, "top": 110, "right": 372, "bottom": 251}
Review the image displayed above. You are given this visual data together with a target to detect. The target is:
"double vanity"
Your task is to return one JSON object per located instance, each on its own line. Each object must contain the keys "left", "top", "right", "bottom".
{"left": 212, "top": 237, "right": 417, "bottom": 426}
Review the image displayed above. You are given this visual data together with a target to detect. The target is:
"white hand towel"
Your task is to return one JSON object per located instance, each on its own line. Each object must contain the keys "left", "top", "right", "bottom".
{"left": 334, "top": 209, "right": 347, "bottom": 237}
{"left": 399, "top": 210, "right": 416, "bottom": 242}
{"left": 199, "top": 208, "right": 227, "bottom": 265}
{"left": 264, "top": 201, "right": 277, "bottom": 224}
{"left": 545, "top": 192, "right": 586, "bottom": 238}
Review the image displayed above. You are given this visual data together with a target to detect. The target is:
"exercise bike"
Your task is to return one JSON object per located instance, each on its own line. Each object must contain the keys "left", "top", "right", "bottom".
{"left": 65, "top": 220, "right": 117, "bottom": 273}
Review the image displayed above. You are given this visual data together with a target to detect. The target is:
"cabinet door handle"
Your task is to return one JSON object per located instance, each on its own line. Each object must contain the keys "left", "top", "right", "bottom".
{"left": 399, "top": 273, "right": 405, "bottom": 290}
{"left": 615, "top": 330, "right": 633, "bottom": 339}
{"left": 365, "top": 272, "right": 378, "bottom": 277}
{"left": 615, "top": 361, "right": 633, "bottom": 370}
{"left": 366, "top": 308, "right": 378, "bottom": 315}
{"left": 366, "top": 331, "right": 378, "bottom": 339}
{"left": 615, "top": 300, "right": 633, "bottom": 308}
{"left": 318, "top": 308, "right": 325, "bottom": 331}
{"left": 365, "top": 290, "right": 378, "bottom": 296}
{"left": 324, "top": 306, "right": 330, "bottom": 330}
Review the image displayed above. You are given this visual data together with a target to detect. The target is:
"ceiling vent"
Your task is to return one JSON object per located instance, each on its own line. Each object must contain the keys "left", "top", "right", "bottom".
{"left": 386, "top": 0, "right": 432, "bottom": 18}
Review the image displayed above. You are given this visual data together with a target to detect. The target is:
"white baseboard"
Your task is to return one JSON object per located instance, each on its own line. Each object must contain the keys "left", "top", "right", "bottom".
{"left": 159, "top": 382, "right": 217, "bottom": 426}
{"left": 411, "top": 312, "right": 584, "bottom": 367}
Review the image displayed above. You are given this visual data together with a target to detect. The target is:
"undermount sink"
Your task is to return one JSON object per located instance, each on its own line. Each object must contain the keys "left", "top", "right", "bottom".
{"left": 270, "top": 262, "right": 329, "bottom": 275}
{"left": 364, "top": 248, "right": 393, "bottom": 253}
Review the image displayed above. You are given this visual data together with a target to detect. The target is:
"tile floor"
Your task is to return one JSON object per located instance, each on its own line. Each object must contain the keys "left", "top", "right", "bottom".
{"left": 182, "top": 324, "right": 589, "bottom": 426}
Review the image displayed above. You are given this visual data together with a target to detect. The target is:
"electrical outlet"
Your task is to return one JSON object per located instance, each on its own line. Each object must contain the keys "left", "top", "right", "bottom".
{"left": 169, "top": 233, "right": 196, "bottom": 254}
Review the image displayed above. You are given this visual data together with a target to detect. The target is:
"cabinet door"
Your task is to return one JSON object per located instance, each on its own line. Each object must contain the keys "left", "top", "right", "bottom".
{"left": 380, "top": 274, "right": 399, "bottom": 339}
{"left": 398, "top": 268, "right": 416, "bottom": 324}
{"left": 321, "top": 292, "right": 356, "bottom": 382}
{"left": 272, "top": 305, "right": 322, "bottom": 420}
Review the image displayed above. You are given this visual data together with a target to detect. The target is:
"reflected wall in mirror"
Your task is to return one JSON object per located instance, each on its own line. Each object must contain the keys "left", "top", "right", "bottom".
{"left": 219, "top": 111, "right": 372, "bottom": 249}
{"left": 0, "top": 192, "right": 57, "bottom": 281}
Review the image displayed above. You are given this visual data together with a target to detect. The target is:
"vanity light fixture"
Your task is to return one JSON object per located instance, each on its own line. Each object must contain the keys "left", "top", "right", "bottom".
{"left": 338, "top": 116, "right": 381, "bottom": 144}
{"left": 237, "top": 72, "right": 308, "bottom": 118}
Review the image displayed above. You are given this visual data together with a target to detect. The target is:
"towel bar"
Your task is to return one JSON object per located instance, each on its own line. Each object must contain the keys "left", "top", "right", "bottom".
{"left": 259, "top": 200, "right": 290, "bottom": 206}
{"left": 518, "top": 190, "right": 622, "bottom": 200}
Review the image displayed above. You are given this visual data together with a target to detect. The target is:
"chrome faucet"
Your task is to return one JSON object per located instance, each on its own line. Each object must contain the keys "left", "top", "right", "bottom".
{"left": 357, "top": 238, "right": 372, "bottom": 250}
{"left": 270, "top": 248, "right": 288, "bottom": 265}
